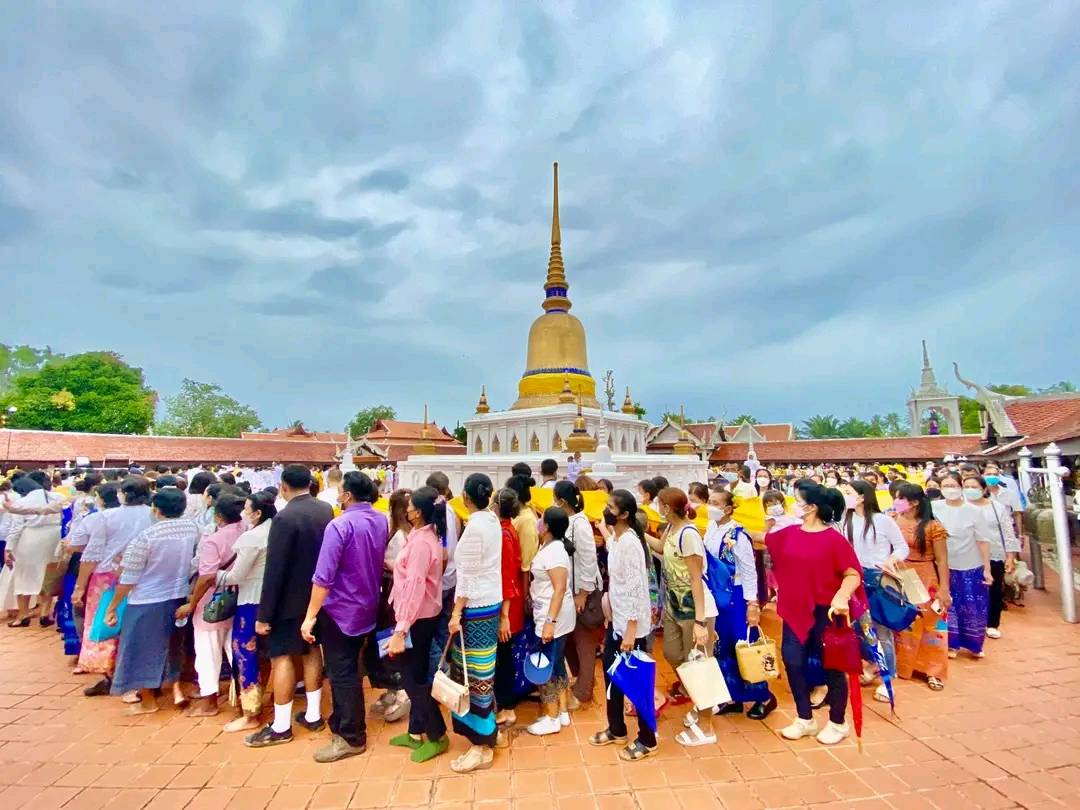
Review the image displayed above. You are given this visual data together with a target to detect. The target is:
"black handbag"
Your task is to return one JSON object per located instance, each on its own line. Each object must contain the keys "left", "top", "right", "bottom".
{"left": 202, "top": 586, "right": 238, "bottom": 624}
{"left": 570, "top": 521, "right": 605, "bottom": 629}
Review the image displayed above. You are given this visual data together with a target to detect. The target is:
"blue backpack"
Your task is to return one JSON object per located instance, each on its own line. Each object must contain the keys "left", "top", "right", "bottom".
{"left": 692, "top": 525, "right": 738, "bottom": 610}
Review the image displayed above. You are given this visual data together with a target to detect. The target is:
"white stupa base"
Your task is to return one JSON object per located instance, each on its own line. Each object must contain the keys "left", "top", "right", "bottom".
{"left": 395, "top": 452, "right": 708, "bottom": 494}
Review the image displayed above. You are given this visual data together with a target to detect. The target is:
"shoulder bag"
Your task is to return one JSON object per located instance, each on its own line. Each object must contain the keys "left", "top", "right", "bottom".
{"left": 867, "top": 570, "right": 917, "bottom": 632}
{"left": 202, "top": 553, "right": 238, "bottom": 624}
{"left": 570, "top": 519, "right": 605, "bottom": 629}
{"left": 432, "top": 629, "right": 471, "bottom": 715}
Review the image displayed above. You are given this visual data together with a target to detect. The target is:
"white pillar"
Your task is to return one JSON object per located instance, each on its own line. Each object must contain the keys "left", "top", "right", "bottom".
{"left": 1044, "top": 444, "right": 1076, "bottom": 623}
{"left": 1017, "top": 447, "right": 1044, "bottom": 590}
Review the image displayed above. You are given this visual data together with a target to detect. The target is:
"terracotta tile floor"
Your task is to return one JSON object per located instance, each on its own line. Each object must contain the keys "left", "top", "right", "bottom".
{"left": 1, "top": 580, "right": 1078, "bottom": 809}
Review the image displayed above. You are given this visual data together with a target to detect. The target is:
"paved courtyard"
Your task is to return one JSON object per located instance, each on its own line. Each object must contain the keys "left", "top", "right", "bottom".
{"left": 1, "top": 580, "right": 1078, "bottom": 810}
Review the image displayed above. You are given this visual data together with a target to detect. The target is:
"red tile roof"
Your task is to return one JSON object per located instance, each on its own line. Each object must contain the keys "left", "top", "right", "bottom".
{"left": 364, "top": 420, "right": 458, "bottom": 442}
{"left": 710, "top": 435, "right": 983, "bottom": 463}
{"left": 746, "top": 423, "right": 796, "bottom": 442}
{"left": 0, "top": 429, "right": 340, "bottom": 466}
{"left": 1004, "top": 395, "right": 1080, "bottom": 437}
{"left": 241, "top": 425, "right": 347, "bottom": 442}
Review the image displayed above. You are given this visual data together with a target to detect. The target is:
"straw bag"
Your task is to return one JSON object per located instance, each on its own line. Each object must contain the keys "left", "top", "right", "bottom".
{"left": 896, "top": 565, "right": 930, "bottom": 606}
{"left": 676, "top": 646, "right": 732, "bottom": 710}
{"left": 735, "top": 628, "right": 780, "bottom": 683}
{"left": 431, "top": 629, "right": 470, "bottom": 716}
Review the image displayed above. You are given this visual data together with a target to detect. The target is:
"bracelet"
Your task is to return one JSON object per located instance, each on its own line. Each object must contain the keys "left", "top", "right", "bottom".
{"left": 694, "top": 619, "right": 707, "bottom": 627}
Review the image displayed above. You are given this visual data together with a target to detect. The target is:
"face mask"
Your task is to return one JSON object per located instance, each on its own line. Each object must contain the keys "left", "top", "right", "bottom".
{"left": 766, "top": 504, "right": 785, "bottom": 517}
{"left": 756, "top": 478, "right": 770, "bottom": 488}
{"left": 792, "top": 502, "right": 807, "bottom": 518}
{"left": 706, "top": 505, "right": 727, "bottom": 522}
{"left": 892, "top": 499, "right": 911, "bottom": 515}
{"left": 843, "top": 495, "right": 858, "bottom": 509}
{"left": 602, "top": 508, "right": 617, "bottom": 527}
{"left": 941, "top": 487, "right": 963, "bottom": 502}
{"left": 985, "top": 475, "right": 1001, "bottom": 486}
{"left": 963, "top": 488, "right": 983, "bottom": 502}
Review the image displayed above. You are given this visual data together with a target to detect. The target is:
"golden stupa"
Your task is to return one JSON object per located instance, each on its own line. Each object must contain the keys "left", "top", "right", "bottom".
{"left": 511, "top": 163, "right": 601, "bottom": 410}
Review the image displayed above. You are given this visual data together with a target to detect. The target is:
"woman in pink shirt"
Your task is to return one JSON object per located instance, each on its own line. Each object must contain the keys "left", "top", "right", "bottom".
{"left": 175, "top": 493, "right": 247, "bottom": 717}
{"left": 386, "top": 486, "right": 448, "bottom": 763}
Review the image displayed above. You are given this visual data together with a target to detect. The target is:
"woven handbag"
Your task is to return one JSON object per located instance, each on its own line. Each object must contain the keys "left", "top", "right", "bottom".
{"left": 735, "top": 628, "right": 780, "bottom": 683}
{"left": 431, "top": 629, "right": 470, "bottom": 715}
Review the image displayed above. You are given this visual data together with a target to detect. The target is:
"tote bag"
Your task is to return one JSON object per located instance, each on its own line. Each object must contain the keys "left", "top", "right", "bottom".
{"left": 735, "top": 628, "right": 780, "bottom": 683}
{"left": 431, "top": 630, "right": 470, "bottom": 716}
{"left": 88, "top": 586, "right": 127, "bottom": 643}
{"left": 676, "top": 647, "right": 732, "bottom": 710}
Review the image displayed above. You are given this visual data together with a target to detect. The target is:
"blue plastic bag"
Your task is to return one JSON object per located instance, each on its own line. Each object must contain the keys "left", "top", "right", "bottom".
{"left": 88, "top": 586, "right": 127, "bottom": 642}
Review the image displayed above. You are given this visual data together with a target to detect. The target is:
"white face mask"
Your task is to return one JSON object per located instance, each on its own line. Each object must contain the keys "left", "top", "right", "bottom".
{"left": 706, "top": 505, "right": 727, "bottom": 522}
{"left": 767, "top": 504, "right": 785, "bottom": 517}
{"left": 843, "top": 494, "right": 858, "bottom": 509}
{"left": 756, "top": 478, "right": 770, "bottom": 488}
{"left": 941, "top": 487, "right": 963, "bottom": 502}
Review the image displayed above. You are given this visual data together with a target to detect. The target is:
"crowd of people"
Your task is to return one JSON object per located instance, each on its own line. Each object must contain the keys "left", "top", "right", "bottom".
{"left": 0, "top": 453, "right": 1034, "bottom": 771}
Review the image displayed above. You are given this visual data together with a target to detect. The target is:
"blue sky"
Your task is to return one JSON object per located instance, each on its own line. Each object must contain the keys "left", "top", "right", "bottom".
{"left": 1, "top": 2, "right": 1077, "bottom": 432}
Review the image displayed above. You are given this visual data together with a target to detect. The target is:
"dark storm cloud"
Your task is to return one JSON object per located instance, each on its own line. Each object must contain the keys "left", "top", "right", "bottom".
{"left": 0, "top": 1, "right": 1077, "bottom": 431}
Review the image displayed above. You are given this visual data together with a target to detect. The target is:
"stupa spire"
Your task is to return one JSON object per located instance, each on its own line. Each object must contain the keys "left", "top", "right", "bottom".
{"left": 542, "top": 162, "right": 571, "bottom": 314}
{"left": 917, "top": 339, "right": 946, "bottom": 396}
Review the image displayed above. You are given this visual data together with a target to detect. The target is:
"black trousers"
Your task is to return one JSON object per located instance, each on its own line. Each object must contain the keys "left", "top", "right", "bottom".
{"left": 317, "top": 612, "right": 367, "bottom": 748}
{"left": 601, "top": 627, "right": 656, "bottom": 748}
{"left": 781, "top": 606, "right": 847, "bottom": 725}
{"left": 494, "top": 635, "right": 521, "bottom": 710}
{"left": 988, "top": 559, "right": 1006, "bottom": 629}
{"left": 400, "top": 615, "right": 447, "bottom": 741}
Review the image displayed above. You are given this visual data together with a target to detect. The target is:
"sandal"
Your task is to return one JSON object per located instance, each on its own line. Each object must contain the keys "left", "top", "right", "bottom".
{"left": 927, "top": 677, "right": 945, "bottom": 692}
{"left": 450, "top": 745, "right": 494, "bottom": 774}
{"left": 675, "top": 722, "right": 717, "bottom": 748}
{"left": 589, "top": 729, "right": 628, "bottom": 747}
{"left": 619, "top": 740, "right": 657, "bottom": 762}
{"left": 7, "top": 618, "right": 30, "bottom": 628}
{"left": 39, "top": 617, "right": 55, "bottom": 628}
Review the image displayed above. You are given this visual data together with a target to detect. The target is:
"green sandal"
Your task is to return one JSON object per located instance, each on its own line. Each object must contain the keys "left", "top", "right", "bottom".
{"left": 390, "top": 733, "right": 423, "bottom": 750}
{"left": 411, "top": 736, "right": 450, "bottom": 763}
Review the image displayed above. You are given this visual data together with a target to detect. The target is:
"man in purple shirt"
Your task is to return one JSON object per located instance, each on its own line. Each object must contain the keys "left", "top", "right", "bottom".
{"left": 300, "top": 471, "right": 388, "bottom": 763}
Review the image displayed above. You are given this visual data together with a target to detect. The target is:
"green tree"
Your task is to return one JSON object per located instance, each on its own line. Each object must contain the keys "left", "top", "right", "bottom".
{"left": 958, "top": 383, "right": 1034, "bottom": 433}
{"left": 633, "top": 402, "right": 647, "bottom": 420}
{"left": 0, "top": 352, "right": 156, "bottom": 434}
{"left": 882, "top": 412, "right": 908, "bottom": 437}
{"left": 837, "top": 417, "right": 873, "bottom": 439}
{"left": 728, "top": 414, "right": 758, "bottom": 425}
{"left": 1041, "top": 381, "right": 1077, "bottom": 394}
{"left": 347, "top": 404, "right": 396, "bottom": 437}
{"left": 156, "top": 379, "right": 262, "bottom": 438}
{"left": 0, "top": 343, "right": 54, "bottom": 395}
{"left": 799, "top": 414, "right": 842, "bottom": 439}
{"left": 453, "top": 424, "right": 467, "bottom": 444}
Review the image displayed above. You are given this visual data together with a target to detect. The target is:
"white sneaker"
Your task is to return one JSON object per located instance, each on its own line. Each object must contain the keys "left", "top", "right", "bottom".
{"left": 986, "top": 627, "right": 1002, "bottom": 639}
{"left": 781, "top": 718, "right": 819, "bottom": 740}
{"left": 558, "top": 712, "right": 571, "bottom": 727}
{"left": 816, "top": 721, "right": 850, "bottom": 746}
{"left": 527, "top": 715, "right": 562, "bottom": 736}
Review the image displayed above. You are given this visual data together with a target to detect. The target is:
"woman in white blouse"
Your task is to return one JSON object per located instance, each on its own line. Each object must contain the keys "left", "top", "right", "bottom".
{"left": 704, "top": 488, "right": 777, "bottom": 721}
{"left": 4, "top": 474, "right": 64, "bottom": 628}
{"left": 552, "top": 480, "right": 600, "bottom": 707}
{"left": 933, "top": 473, "right": 992, "bottom": 659}
{"left": 961, "top": 474, "right": 1020, "bottom": 641}
{"left": 219, "top": 491, "right": 275, "bottom": 733}
{"left": 588, "top": 490, "right": 657, "bottom": 760}
{"left": 840, "top": 480, "right": 909, "bottom": 702}
{"left": 447, "top": 473, "right": 502, "bottom": 774}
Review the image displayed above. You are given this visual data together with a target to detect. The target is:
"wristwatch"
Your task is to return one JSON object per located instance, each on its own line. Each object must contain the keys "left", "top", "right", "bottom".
{"left": 544, "top": 617, "right": 556, "bottom": 625}
{"left": 694, "top": 619, "right": 707, "bottom": 628}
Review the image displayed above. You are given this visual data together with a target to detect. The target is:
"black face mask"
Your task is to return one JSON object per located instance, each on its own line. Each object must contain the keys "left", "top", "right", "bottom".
{"left": 602, "top": 508, "right": 618, "bottom": 527}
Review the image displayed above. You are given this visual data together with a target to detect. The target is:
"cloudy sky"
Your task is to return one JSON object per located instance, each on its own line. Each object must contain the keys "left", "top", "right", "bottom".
{"left": 1, "top": 1, "right": 1077, "bottom": 432}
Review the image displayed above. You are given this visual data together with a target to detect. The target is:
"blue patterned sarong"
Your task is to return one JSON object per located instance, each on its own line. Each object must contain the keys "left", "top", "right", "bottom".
{"left": 714, "top": 584, "right": 773, "bottom": 703}
{"left": 948, "top": 567, "right": 988, "bottom": 654}
{"left": 450, "top": 602, "right": 500, "bottom": 746}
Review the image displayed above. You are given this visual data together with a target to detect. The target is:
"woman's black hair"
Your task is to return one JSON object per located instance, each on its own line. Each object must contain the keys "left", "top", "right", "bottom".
{"left": 497, "top": 487, "right": 521, "bottom": 520}
{"left": 939, "top": 471, "right": 964, "bottom": 489}
{"left": 12, "top": 476, "right": 42, "bottom": 496}
{"left": 651, "top": 476, "right": 669, "bottom": 491}
{"left": 410, "top": 486, "right": 448, "bottom": 541}
{"left": 121, "top": 475, "right": 152, "bottom": 506}
{"left": 97, "top": 482, "right": 121, "bottom": 509}
{"left": 215, "top": 493, "right": 245, "bottom": 524}
{"left": 754, "top": 468, "right": 774, "bottom": 495}
{"left": 795, "top": 480, "right": 845, "bottom": 524}
{"left": 237, "top": 480, "right": 252, "bottom": 494}
{"left": 246, "top": 490, "right": 277, "bottom": 525}
{"left": 463, "top": 472, "right": 494, "bottom": 510}
{"left": 219, "top": 472, "right": 237, "bottom": 486}
{"left": 342, "top": 471, "right": 379, "bottom": 504}
{"left": 739, "top": 465, "right": 752, "bottom": 483}
{"left": 542, "top": 506, "right": 573, "bottom": 556}
{"left": 688, "top": 482, "right": 709, "bottom": 503}
{"left": 152, "top": 487, "right": 186, "bottom": 519}
{"left": 511, "top": 462, "right": 534, "bottom": 482}
{"left": 610, "top": 488, "right": 649, "bottom": 559}
{"left": 188, "top": 471, "right": 217, "bottom": 496}
{"left": 597, "top": 478, "right": 613, "bottom": 494}
{"left": 262, "top": 485, "right": 279, "bottom": 498}
{"left": 637, "top": 479, "right": 659, "bottom": 500}
{"left": 897, "top": 482, "right": 935, "bottom": 554}
{"left": 553, "top": 479, "right": 583, "bottom": 514}
{"left": 28, "top": 470, "right": 51, "bottom": 490}
{"left": 504, "top": 474, "right": 533, "bottom": 505}
{"left": 710, "top": 487, "right": 736, "bottom": 509}
{"left": 843, "top": 479, "right": 881, "bottom": 543}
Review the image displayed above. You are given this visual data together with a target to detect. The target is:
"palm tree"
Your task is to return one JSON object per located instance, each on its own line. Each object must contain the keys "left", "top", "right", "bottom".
{"left": 799, "top": 414, "right": 842, "bottom": 439}
{"left": 728, "top": 414, "right": 758, "bottom": 425}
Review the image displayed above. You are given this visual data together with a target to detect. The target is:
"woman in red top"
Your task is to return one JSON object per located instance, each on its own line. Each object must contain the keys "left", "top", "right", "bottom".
{"left": 494, "top": 488, "right": 526, "bottom": 726}
{"left": 766, "top": 480, "right": 862, "bottom": 746}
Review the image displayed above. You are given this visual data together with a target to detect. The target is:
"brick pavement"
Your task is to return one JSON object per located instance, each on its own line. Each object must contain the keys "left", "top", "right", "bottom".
{"left": 0, "top": 580, "right": 1078, "bottom": 809}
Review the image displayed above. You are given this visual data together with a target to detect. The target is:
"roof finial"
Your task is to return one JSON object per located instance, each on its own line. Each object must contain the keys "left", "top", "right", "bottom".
{"left": 922, "top": 339, "right": 931, "bottom": 369}
{"left": 475, "top": 385, "right": 490, "bottom": 414}
{"left": 542, "top": 162, "right": 571, "bottom": 314}
{"left": 621, "top": 385, "right": 636, "bottom": 415}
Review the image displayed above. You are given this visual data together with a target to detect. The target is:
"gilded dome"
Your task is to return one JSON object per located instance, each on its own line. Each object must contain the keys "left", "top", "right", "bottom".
{"left": 511, "top": 163, "right": 600, "bottom": 410}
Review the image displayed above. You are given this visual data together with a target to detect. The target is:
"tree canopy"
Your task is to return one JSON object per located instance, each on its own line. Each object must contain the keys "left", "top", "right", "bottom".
{"left": 0, "top": 343, "right": 54, "bottom": 395}
{"left": 0, "top": 352, "right": 156, "bottom": 434}
{"left": 347, "top": 405, "right": 396, "bottom": 437}
{"left": 156, "top": 379, "right": 262, "bottom": 438}
{"left": 727, "top": 414, "right": 758, "bottom": 425}
{"left": 797, "top": 412, "right": 909, "bottom": 439}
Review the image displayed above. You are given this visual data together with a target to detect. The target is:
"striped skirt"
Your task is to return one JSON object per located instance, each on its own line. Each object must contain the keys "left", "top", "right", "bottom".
{"left": 450, "top": 602, "right": 499, "bottom": 747}
{"left": 948, "top": 567, "right": 988, "bottom": 655}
